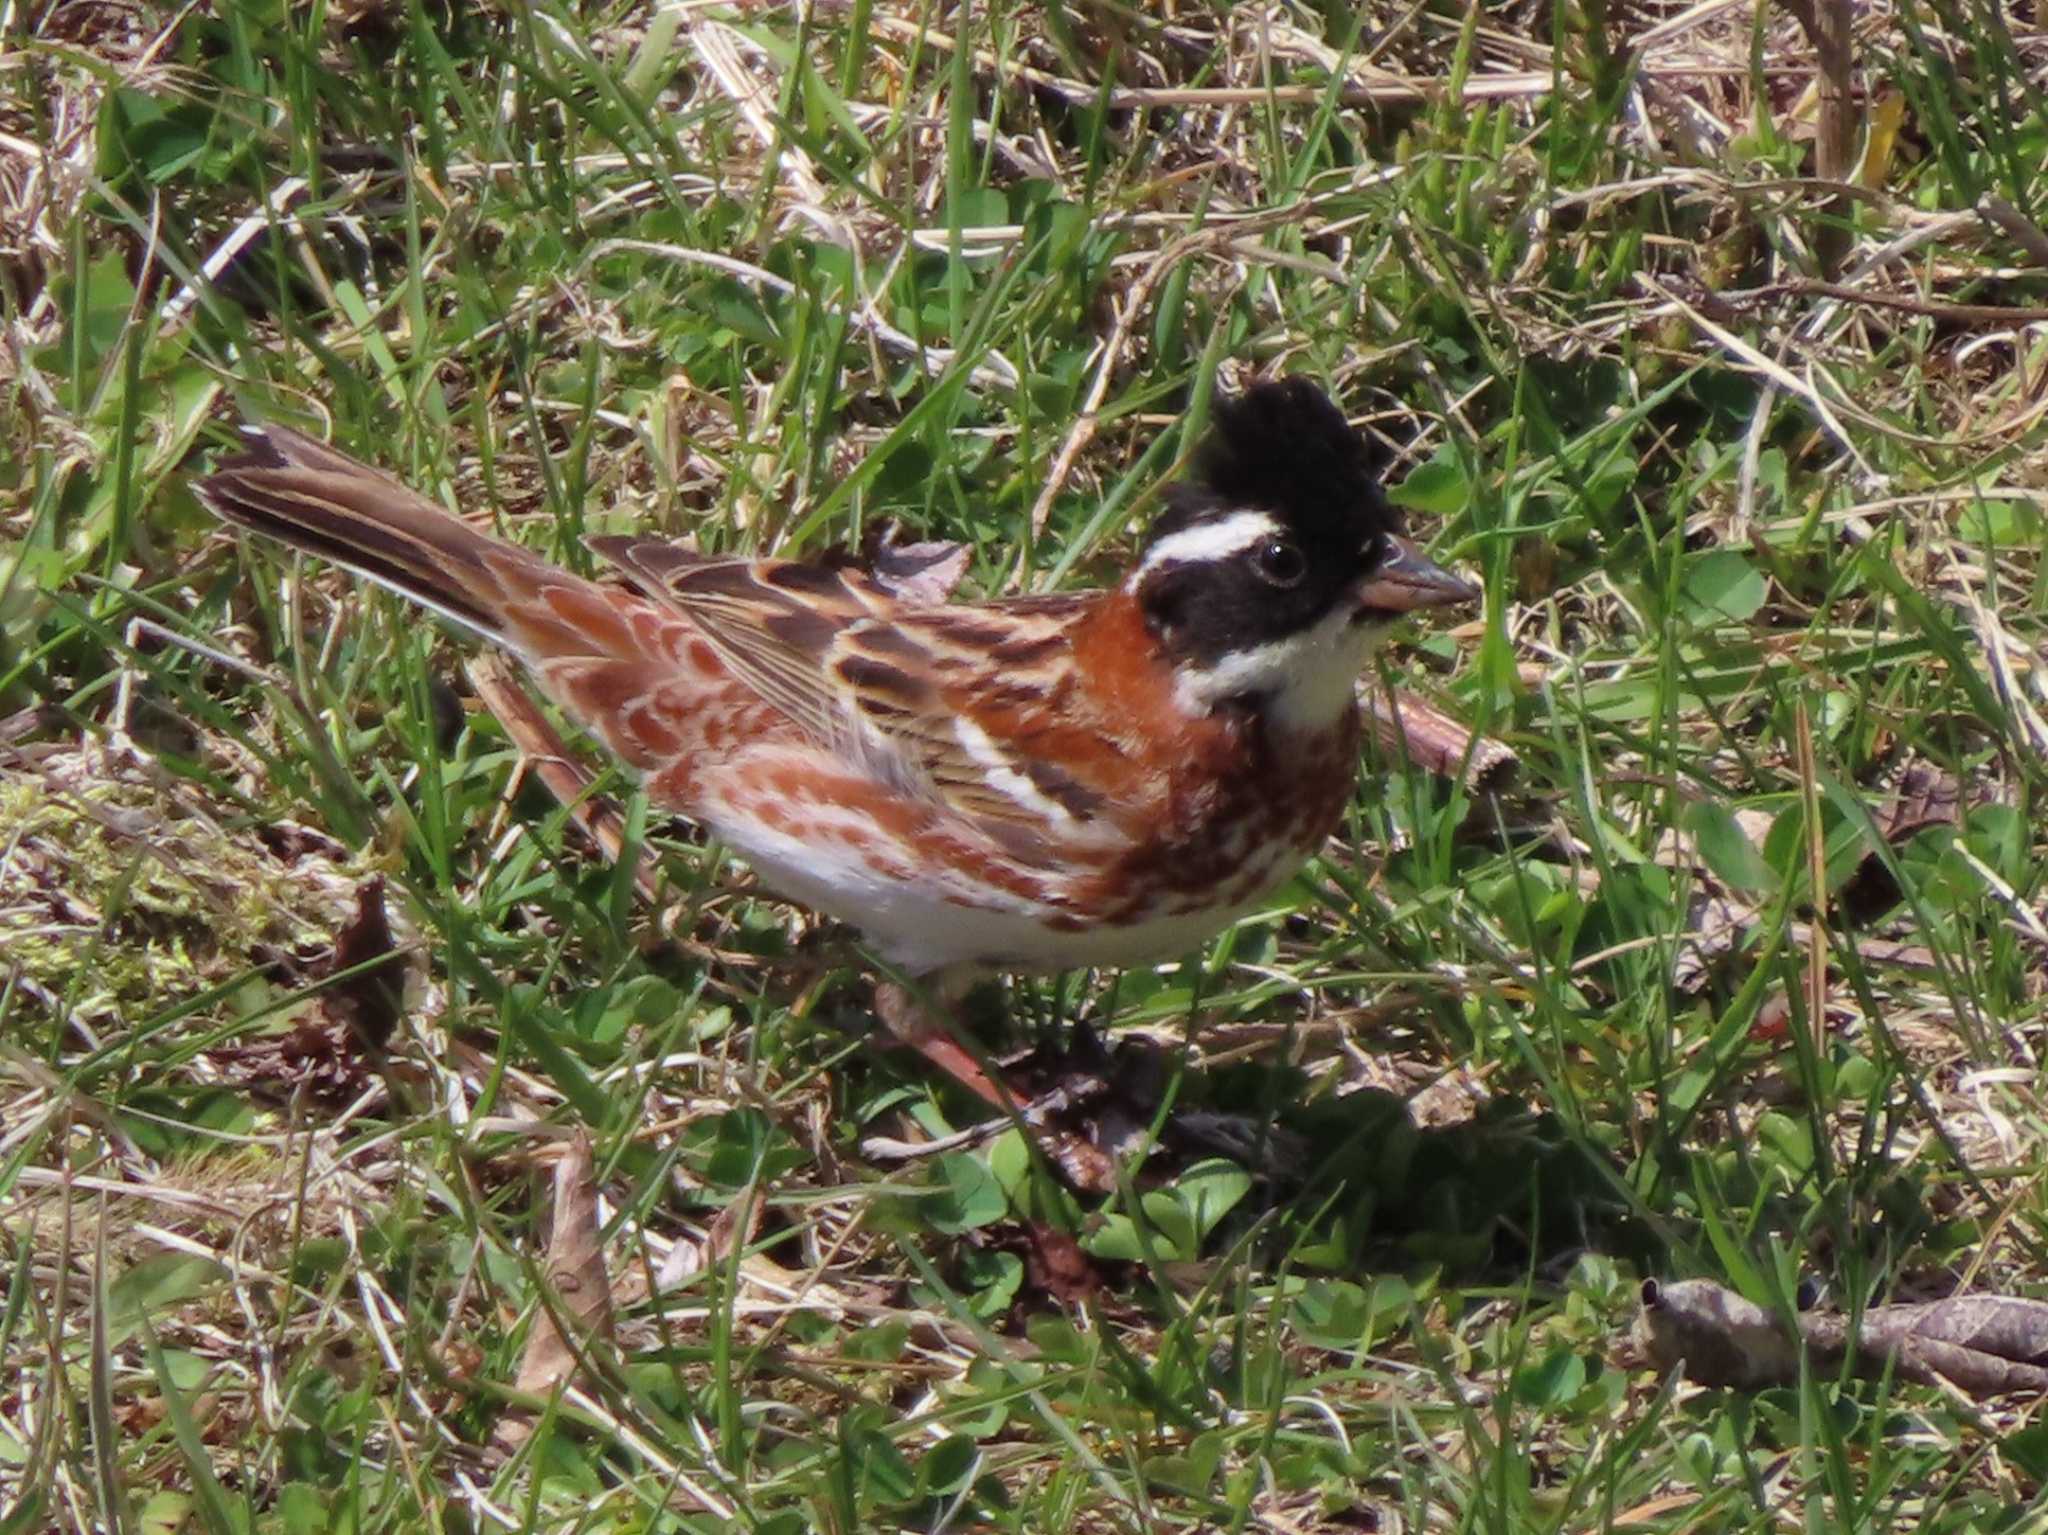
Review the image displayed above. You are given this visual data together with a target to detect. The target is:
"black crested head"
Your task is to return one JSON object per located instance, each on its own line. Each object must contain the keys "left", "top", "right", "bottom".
{"left": 1132, "top": 378, "right": 1402, "bottom": 671}
{"left": 1163, "top": 375, "right": 1397, "bottom": 540}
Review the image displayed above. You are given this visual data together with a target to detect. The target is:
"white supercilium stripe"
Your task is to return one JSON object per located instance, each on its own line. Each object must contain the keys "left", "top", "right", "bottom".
{"left": 1128, "top": 510, "right": 1280, "bottom": 585}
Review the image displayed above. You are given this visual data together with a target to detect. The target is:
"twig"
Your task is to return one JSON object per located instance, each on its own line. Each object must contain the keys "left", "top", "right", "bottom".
{"left": 1977, "top": 197, "right": 2048, "bottom": 269}
{"left": 1362, "top": 687, "right": 1517, "bottom": 790}
{"left": 1719, "top": 278, "right": 2048, "bottom": 328}
{"left": 1778, "top": 0, "right": 1857, "bottom": 275}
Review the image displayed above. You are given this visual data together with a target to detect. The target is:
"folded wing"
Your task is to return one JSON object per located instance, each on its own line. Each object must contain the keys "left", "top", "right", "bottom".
{"left": 589, "top": 537, "right": 1126, "bottom": 859}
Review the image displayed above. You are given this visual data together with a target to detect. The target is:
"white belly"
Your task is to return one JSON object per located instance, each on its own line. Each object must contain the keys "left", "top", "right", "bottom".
{"left": 715, "top": 813, "right": 1308, "bottom": 975}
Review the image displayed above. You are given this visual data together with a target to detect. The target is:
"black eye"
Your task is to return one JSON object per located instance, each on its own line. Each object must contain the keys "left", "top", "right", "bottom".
{"left": 1252, "top": 536, "right": 1306, "bottom": 588}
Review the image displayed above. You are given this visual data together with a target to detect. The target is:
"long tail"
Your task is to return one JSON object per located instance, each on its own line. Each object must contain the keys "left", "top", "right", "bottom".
{"left": 197, "top": 423, "right": 683, "bottom": 668}
{"left": 197, "top": 424, "right": 563, "bottom": 645}
{"left": 197, "top": 425, "right": 696, "bottom": 771}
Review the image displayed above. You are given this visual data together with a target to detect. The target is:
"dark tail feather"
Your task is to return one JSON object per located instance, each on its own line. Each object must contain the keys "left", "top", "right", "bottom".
{"left": 197, "top": 425, "right": 525, "bottom": 641}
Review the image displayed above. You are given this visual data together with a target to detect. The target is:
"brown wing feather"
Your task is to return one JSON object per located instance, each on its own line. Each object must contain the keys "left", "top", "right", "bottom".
{"left": 862, "top": 602, "right": 1121, "bottom": 855}
{"left": 588, "top": 534, "right": 1120, "bottom": 853}
{"left": 588, "top": 538, "right": 893, "bottom": 745}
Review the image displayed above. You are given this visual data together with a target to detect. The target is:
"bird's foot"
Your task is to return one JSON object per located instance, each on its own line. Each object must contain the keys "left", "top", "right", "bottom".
{"left": 872, "top": 979, "right": 1117, "bottom": 1193}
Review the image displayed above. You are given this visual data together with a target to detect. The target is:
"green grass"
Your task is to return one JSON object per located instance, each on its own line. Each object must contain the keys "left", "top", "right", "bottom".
{"left": 6, "top": 0, "right": 2048, "bottom": 1530}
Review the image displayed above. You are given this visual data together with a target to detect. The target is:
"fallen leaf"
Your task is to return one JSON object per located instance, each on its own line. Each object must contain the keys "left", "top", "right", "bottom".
{"left": 325, "top": 876, "right": 403, "bottom": 1054}
{"left": 1022, "top": 1222, "right": 1102, "bottom": 1305}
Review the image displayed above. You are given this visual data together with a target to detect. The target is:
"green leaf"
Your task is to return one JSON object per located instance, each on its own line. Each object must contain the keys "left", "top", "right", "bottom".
{"left": 1175, "top": 1158, "right": 1252, "bottom": 1241}
{"left": 1580, "top": 452, "right": 1638, "bottom": 516}
{"left": 925, "top": 1153, "right": 1006, "bottom": 1234}
{"left": 47, "top": 250, "right": 135, "bottom": 376}
{"left": 1682, "top": 800, "right": 1777, "bottom": 894}
{"left": 151, "top": 1349, "right": 212, "bottom": 1392}
{"left": 138, "top": 1491, "right": 196, "bottom": 1535}
{"left": 955, "top": 1247, "right": 1023, "bottom": 1318}
{"left": 579, "top": 974, "right": 684, "bottom": 1042}
{"left": 2003, "top": 1422, "right": 2048, "bottom": 1481}
{"left": 948, "top": 187, "right": 1008, "bottom": 228}
{"left": 1510, "top": 1346, "right": 1587, "bottom": 1406}
{"left": 1682, "top": 550, "right": 1767, "bottom": 623}
{"left": 1144, "top": 1429, "right": 1225, "bottom": 1495}
{"left": 1755, "top": 1109, "right": 1817, "bottom": 1180}
{"left": 108, "top": 1254, "right": 227, "bottom": 1347}
{"left": 949, "top": 1361, "right": 1018, "bottom": 1438}
{"left": 1957, "top": 498, "right": 2041, "bottom": 547}
{"left": 916, "top": 1434, "right": 979, "bottom": 1497}
{"left": 1143, "top": 1190, "right": 1197, "bottom": 1258}
{"left": 1761, "top": 800, "right": 1875, "bottom": 899}
{"left": 841, "top": 1319, "right": 909, "bottom": 1363}
{"left": 1965, "top": 804, "right": 2027, "bottom": 878}
{"left": 1388, "top": 451, "right": 1469, "bottom": 517}
{"left": 684, "top": 1108, "right": 805, "bottom": 1187}
{"left": 838, "top": 1406, "right": 917, "bottom": 1508}
{"left": 144, "top": 1324, "right": 250, "bottom": 1534}
{"left": 987, "top": 1129, "right": 1034, "bottom": 1200}
{"left": 273, "top": 1485, "right": 328, "bottom": 1535}
{"left": 1081, "top": 1212, "right": 1150, "bottom": 1263}
{"left": 1081, "top": 1157, "right": 1251, "bottom": 1265}
{"left": 1025, "top": 1314, "right": 1091, "bottom": 1363}
{"left": 1288, "top": 1277, "right": 1417, "bottom": 1351}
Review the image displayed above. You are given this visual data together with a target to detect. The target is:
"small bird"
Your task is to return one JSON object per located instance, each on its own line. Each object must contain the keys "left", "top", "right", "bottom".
{"left": 198, "top": 379, "right": 1476, "bottom": 1122}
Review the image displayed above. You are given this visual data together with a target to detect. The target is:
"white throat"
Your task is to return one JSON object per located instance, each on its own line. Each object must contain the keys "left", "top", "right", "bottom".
{"left": 1171, "top": 604, "right": 1385, "bottom": 732}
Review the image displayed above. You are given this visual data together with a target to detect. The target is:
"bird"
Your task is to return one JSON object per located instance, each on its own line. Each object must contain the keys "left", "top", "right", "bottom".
{"left": 197, "top": 378, "right": 1477, "bottom": 1141}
